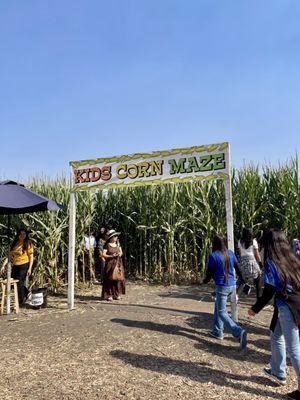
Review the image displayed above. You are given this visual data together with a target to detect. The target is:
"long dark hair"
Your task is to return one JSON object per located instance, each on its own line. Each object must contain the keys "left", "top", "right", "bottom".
{"left": 263, "top": 229, "right": 300, "bottom": 292}
{"left": 241, "top": 227, "right": 253, "bottom": 249}
{"left": 212, "top": 235, "right": 229, "bottom": 283}
{"left": 97, "top": 226, "right": 107, "bottom": 241}
{"left": 10, "top": 229, "right": 31, "bottom": 253}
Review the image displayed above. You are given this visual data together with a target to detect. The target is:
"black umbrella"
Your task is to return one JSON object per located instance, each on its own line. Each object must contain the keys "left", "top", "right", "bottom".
{"left": 0, "top": 180, "right": 62, "bottom": 316}
{"left": 0, "top": 180, "right": 62, "bottom": 215}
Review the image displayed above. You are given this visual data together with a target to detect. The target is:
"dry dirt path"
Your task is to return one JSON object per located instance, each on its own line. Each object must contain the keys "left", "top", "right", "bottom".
{"left": 0, "top": 283, "right": 294, "bottom": 399}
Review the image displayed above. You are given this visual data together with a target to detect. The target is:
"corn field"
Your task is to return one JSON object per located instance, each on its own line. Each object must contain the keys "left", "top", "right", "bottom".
{"left": 0, "top": 158, "right": 299, "bottom": 289}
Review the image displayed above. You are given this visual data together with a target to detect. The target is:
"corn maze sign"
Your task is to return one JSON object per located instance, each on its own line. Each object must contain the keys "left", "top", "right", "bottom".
{"left": 70, "top": 142, "right": 229, "bottom": 191}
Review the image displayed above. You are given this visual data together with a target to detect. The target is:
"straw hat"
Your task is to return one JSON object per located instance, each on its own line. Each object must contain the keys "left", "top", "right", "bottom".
{"left": 106, "top": 229, "right": 121, "bottom": 241}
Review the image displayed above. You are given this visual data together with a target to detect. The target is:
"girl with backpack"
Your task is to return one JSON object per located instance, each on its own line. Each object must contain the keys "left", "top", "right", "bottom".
{"left": 237, "top": 228, "right": 263, "bottom": 298}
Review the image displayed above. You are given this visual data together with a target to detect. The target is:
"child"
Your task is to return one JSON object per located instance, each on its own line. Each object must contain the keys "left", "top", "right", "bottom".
{"left": 203, "top": 234, "right": 247, "bottom": 350}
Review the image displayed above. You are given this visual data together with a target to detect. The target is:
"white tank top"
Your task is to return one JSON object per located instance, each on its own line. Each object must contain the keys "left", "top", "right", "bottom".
{"left": 238, "top": 239, "right": 258, "bottom": 258}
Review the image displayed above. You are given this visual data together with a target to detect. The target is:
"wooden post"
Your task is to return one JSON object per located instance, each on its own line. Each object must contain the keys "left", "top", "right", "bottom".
{"left": 68, "top": 190, "right": 76, "bottom": 310}
{"left": 6, "top": 215, "right": 12, "bottom": 318}
{"left": 224, "top": 144, "right": 238, "bottom": 321}
{"left": 6, "top": 261, "right": 11, "bottom": 317}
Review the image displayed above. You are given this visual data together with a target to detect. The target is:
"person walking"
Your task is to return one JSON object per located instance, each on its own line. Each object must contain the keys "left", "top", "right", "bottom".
{"left": 203, "top": 234, "right": 247, "bottom": 350}
{"left": 96, "top": 226, "right": 107, "bottom": 283}
{"left": 292, "top": 239, "right": 300, "bottom": 260}
{"left": 0, "top": 229, "right": 34, "bottom": 304}
{"left": 101, "top": 230, "right": 125, "bottom": 301}
{"left": 83, "top": 229, "right": 97, "bottom": 283}
{"left": 237, "top": 228, "right": 263, "bottom": 298}
{"left": 248, "top": 229, "right": 300, "bottom": 400}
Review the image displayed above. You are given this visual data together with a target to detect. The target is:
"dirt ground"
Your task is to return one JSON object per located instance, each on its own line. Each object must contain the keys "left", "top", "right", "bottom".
{"left": 0, "top": 282, "right": 296, "bottom": 400}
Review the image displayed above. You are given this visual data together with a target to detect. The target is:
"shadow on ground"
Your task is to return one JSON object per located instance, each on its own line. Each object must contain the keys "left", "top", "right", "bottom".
{"left": 111, "top": 350, "right": 282, "bottom": 398}
{"left": 111, "top": 315, "right": 270, "bottom": 364}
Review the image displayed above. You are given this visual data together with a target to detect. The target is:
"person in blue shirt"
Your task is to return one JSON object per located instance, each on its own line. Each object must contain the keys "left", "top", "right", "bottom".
{"left": 249, "top": 229, "right": 300, "bottom": 400}
{"left": 203, "top": 234, "right": 247, "bottom": 350}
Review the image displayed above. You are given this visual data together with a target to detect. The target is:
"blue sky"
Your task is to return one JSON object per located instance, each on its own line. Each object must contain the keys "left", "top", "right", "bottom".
{"left": 0, "top": 0, "right": 299, "bottom": 181}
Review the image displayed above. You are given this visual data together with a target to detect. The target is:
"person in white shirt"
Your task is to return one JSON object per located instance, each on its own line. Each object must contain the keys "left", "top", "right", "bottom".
{"left": 84, "top": 231, "right": 96, "bottom": 251}
{"left": 237, "top": 228, "right": 263, "bottom": 299}
{"left": 83, "top": 229, "right": 97, "bottom": 282}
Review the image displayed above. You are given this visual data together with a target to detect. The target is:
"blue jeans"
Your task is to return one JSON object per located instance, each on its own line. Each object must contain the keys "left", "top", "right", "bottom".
{"left": 212, "top": 285, "right": 243, "bottom": 339}
{"left": 270, "top": 304, "right": 300, "bottom": 388}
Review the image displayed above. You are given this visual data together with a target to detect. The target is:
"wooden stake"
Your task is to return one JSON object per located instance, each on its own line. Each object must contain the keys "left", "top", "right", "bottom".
{"left": 224, "top": 143, "right": 238, "bottom": 321}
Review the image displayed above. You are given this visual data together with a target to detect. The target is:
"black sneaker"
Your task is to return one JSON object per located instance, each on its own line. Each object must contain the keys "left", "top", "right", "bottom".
{"left": 287, "top": 390, "right": 300, "bottom": 400}
{"left": 263, "top": 367, "right": 286, "bottom": 385}
{"left": 239, "top": 329, "right": 247, "bottom": 350}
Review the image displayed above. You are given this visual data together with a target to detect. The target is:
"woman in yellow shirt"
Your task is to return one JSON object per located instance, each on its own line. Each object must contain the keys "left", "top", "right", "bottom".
{"left": 1, "top": 229, "right": 34, "bottom": 304}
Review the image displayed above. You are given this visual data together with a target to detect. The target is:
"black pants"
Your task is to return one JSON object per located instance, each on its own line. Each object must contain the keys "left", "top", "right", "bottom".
{"left": 12, "top": 263, "right": 29, "bottom": 304}
{"left": 237, "top": 275, "right": 262, "bottom": 299}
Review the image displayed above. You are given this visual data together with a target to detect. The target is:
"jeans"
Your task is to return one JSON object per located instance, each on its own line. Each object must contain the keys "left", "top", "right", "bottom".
{"left": 212, "top": 285, "right": 243, "bottom": 339}
{"left": 270, "top": 304, "right": 300, "bottom": 388}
